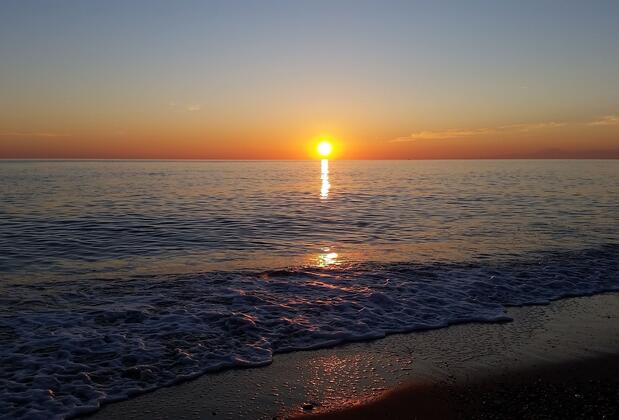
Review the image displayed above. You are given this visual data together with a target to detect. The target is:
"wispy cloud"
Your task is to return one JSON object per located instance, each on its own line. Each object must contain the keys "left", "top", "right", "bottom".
{"left": 499, "top": 121, "right": 565, "bottom": 132}
{"left": 588, "top": 115, "right": 619, "bottom": 126}
{"left": 390, "top": 128, "right": 491, "bottom": 142}
{"left": 390, "top": 121, "right": 565, "bottom": 142}
{"left": 169, "top": 101, "right": 202, "bottom": 112}
{"left": 0, "top": 132, "right": 70, "bottom": 138}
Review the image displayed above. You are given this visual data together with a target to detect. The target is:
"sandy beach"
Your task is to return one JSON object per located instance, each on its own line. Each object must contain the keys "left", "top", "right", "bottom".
{"left": 86, "top": 292, "right": 619, "bottom": 419}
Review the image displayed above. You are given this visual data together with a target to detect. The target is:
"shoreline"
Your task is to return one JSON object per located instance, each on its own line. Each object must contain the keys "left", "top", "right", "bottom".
{"left": 87, "top": 292, "right": 619, "bottom": 419}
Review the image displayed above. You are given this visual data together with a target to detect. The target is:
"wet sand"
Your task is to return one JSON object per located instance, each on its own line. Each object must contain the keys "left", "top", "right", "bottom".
{"left": 87, "top": 293, "right": 619, "bottom": 420}
{"left": 301, "top": 354, "right": 619, "bottom": 419}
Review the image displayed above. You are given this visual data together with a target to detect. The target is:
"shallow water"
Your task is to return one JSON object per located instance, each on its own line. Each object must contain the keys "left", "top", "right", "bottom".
{"left": 1, "top": 160, "right": 618, "bottom": 419}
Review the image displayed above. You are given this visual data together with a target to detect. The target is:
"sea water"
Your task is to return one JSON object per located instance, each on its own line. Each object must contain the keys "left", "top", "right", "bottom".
{"left": 1, "top": 160, "right": 618, "bottom": 418}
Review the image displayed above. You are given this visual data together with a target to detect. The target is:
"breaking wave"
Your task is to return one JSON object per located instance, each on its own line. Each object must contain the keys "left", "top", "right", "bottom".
{"left": 1, "top": 245, "right": 619, "bottom": 419}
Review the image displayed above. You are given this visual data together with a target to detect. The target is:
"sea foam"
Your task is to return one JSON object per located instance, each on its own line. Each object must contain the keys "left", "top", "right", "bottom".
{"left": 1, "top": 245, "right": 618, "bottom": 419}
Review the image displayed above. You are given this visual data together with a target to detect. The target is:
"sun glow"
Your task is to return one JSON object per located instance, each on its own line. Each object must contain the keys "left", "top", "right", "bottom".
{"left": 317, "top": 141, "right": 333, "bottom": 157}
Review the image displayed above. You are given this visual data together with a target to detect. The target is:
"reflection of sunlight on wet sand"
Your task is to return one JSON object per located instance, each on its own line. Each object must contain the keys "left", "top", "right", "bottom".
{"left": 320, "top": 159, "right": 330, "bottom": 199}
{"left": 298, "top": 353, "right": 386, "bottom": 415}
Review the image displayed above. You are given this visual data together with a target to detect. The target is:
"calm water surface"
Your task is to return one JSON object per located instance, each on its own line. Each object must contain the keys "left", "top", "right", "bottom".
{"left": 1, "top": 160, "right": 618, "bottom": 419}
{"left": 1, "top": 160, "right": 617, "bottom": 278}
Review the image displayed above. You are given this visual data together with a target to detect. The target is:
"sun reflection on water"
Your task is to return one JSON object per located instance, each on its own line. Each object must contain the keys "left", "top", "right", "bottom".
{"left": 320, "top": 159, "right": 330, "bottom": 199}
{"left": 317, "top": 247, "right": 339, "bottom": 267}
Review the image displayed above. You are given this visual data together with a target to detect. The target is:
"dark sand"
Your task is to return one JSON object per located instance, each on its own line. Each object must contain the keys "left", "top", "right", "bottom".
{"left": 300, "top": 354, "right": 619, "bottom": 419}
{"left": 87, "top": 293, "right": 619, "bottom": 420}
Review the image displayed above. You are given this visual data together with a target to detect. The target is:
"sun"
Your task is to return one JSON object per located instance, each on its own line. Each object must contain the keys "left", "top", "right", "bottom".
{"left": 317, "top": 141, "right": 333, "bottom": 157}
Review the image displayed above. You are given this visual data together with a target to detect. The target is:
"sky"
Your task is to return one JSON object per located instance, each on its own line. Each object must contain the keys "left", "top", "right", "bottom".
{"left": 1, "top": 0, "right": 618, "bottom": 159}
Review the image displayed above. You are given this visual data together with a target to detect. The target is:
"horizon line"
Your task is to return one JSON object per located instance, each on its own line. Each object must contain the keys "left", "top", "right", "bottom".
{"left": 1, "top": 157, "right": 619, "bottom": 162}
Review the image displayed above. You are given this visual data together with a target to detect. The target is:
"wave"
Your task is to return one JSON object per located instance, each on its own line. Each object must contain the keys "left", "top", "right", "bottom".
{"left": 1, "top": 245, "right": 619, "bottom": 419}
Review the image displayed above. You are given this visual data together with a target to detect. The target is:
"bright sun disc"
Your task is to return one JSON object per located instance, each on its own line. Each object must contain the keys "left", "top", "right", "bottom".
{"left": 317, "top": 141, "right": 333, "bottom": 157}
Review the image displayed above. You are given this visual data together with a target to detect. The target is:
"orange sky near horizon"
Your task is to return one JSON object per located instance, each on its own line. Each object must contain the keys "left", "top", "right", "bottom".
{"left": 1, "top": 1, "right": 618, "bottom": 159}
{"left": 1, "top": 119, "right": 618, "bottom": 159}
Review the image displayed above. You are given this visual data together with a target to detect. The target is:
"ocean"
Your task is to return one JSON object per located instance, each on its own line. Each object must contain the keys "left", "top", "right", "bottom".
{"left": 1, "top": 159, "right": 618, "bottom": 419}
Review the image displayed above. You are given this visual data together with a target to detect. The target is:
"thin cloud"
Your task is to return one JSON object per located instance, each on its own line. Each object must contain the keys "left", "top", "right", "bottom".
{"left": 390, "top": 128, "right": 492, "bottom": 142}
{"left": 500, "top": 121, "right": 565, "bottom": 132}
{"left": 390, "top": 121, "right": 565, "bottom": 142}
{"left": 588, "top": 115, "right": 619, "bottom": 126}
{"left": 0, "top": 132, "right": 70, "bottom": 138}
{"left": 169, "top": 102, "right": 202, "bottom": 112}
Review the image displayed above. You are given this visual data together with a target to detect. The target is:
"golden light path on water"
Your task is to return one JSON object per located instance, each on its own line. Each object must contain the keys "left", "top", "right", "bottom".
{"left": 317, "top": 247, "right": 339, "bottom": 267}
{"left": 317, "top": 159, "right": 339, "bottom": 268}
{"left": 320, "top": 159, "right": 330, "bottom": 200}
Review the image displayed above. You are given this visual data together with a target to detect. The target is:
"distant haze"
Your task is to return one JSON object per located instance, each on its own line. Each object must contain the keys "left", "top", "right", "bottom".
{"left": 1, "top": 0, "right": 618, "bottom": 159}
